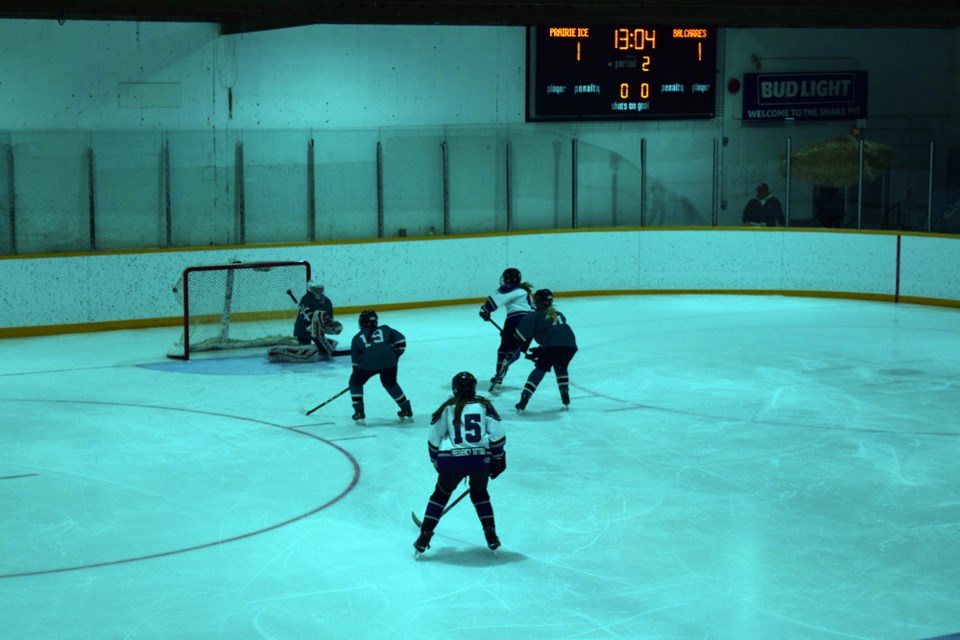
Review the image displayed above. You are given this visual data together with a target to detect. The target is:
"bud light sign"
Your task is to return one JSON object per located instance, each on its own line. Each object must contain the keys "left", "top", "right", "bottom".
{"left": 742, "top": 71, "right": 868, "bottom": 121}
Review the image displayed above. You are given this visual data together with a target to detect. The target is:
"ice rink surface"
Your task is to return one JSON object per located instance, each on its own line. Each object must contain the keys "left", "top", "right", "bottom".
{"left": 1, "top": 294, "right": 959, "bottom": 640}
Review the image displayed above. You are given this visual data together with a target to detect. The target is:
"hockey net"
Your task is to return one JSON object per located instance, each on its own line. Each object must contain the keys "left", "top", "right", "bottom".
{"left": 167, "top": 260, "right": 311, "bottom": 360}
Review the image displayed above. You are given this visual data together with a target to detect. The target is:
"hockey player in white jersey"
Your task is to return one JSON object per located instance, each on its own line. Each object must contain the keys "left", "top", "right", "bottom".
{"left": 479, "top": 267, "right": 534, "bottom": 392}
{"left": 413, "top": 371, "right": 506, "bottom": 557}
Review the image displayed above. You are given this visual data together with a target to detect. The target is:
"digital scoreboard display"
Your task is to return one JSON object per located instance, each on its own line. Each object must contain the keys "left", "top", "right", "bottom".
{"left": 527, "top": 25, "right": 717, "bottom": 121}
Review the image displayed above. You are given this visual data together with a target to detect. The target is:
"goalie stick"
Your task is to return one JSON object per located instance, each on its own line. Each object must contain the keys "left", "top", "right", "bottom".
{"left": 305, "top": 387, "right": 349, "bottom": 415}
{"left": 411, "top": 487, "right": 470, "bottom": 528}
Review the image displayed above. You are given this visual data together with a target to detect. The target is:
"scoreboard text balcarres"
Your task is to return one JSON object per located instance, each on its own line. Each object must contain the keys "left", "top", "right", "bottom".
{"left": 527, "top": 25, "right": 717, "bottom": 121}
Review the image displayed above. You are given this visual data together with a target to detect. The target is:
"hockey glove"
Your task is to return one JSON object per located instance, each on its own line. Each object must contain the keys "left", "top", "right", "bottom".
{"left": 323, "top": 319, "right": 343, "bottom": 336}
{"left": 479, "top": 307, "right": 491, "bottom": 321}
{"left": 525, "top": 347, "right": 542, "bottom": 361}
{"left": 489, "top": 454, "right": 506, "bottom": 479}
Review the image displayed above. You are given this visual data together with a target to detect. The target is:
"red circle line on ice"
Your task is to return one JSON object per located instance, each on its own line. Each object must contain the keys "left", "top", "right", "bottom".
{"left": 0, "top": 398, "right": 360, "bottom": 579}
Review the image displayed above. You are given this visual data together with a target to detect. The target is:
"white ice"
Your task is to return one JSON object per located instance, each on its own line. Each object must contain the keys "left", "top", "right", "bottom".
{"left": 1, "top": 294, "right": 959, "bottom": 640}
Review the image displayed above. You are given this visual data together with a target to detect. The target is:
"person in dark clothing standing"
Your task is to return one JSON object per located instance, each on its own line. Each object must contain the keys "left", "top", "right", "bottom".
{"left": 348, "top": 310, "right": 412, "bottom": 424}
{"left": 742, "top": 182, "right": 785, "bottom": 227}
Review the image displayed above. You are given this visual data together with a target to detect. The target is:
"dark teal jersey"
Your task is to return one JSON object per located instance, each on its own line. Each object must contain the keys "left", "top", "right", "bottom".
{"left": 350, "top": 324, "right": 406, "bottom": 370}
{"left": 515, "top": 308, "right": 577, "bottom": 348}
{"left": 294, "top": 292, "right": 334, "bottom": 341}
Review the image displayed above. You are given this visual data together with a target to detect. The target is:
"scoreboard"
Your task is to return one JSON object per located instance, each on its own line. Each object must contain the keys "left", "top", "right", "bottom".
{"left": 527, "top": 25, "right": 717, "bottom": 121}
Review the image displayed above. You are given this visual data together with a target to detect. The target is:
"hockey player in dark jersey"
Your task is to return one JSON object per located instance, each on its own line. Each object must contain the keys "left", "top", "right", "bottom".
{"left": 269, "top": 280, "right": 342, "bottom": 363}
{"left": 348, "top": 310, "right": 413, "bottom": 424}
{"left": 479, "top": 267, "right": 534, "bottom": 392}
{"left": 294, "top": 280, "right": 342, "bottom": 355}
{"left": 413, "top": 371, "right": 506, "bottom": 557}
{"left": 514, "top": 289, "right": 578, "bottom": 412}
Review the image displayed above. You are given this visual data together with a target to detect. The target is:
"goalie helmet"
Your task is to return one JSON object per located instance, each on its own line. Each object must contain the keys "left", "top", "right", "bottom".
{"left": 534, "top": 288, "right": 554, "bottom": 310}
{"left": 307, "top": 280, "right": 325, "bottom": 297}
{"left": 500, "top": 267, "right": 521, "bottom": 287}
{"left": 358, "top": 310, "right": 378, "bottom": 329}
{"left": 451, "top": 371, "right": 477, "bottom": 399}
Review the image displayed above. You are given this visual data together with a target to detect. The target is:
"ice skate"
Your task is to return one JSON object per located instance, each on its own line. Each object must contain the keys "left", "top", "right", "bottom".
{"left": 483, "top": 526, "right": 501, "bottom": 555}
{"left": 413, "top": 529, "right": 433, "bottom": 558}
{"left": 352, "top": 410, "right": 366, "bottom": 425}
{"left": 515, "top": 391, "right": 530, "bottom": 414}
{"left": 560, "top": 388, "right": 570, "bottom": 408}
{"left": 397, "top": 406, "right": 413, "bottom": 422}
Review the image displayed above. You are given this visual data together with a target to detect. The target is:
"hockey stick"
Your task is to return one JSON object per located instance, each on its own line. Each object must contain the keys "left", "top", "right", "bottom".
{"left": 286, "top": 289, "right": 298, "bottom": 304}
{"left": 481, "top": 314, "right": 503, "bottom": 333}
{"left": 411, "top": 487, "right": 470, "bottom": 528}
{"left": 305, "top": 387, "right": 349, "bottom": 415}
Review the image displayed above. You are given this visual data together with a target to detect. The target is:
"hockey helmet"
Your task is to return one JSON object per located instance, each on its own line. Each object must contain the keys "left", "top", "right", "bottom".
{"left": 450, "top": 371, "right": 477, "bottom": 400}
{"left": 534, "top": 288, "right": 554, "bottom": 310}
{"left": 358, "top": 309, "right": 378, "bottom": 329}
{"left": 500, "top": 267, "right": 521, "bottom": 287}
{"left": 451, "top": 371, "right": 478, "bottom": 399}
{"left": 307, "top": 280, "right": 325, "bottom": 296}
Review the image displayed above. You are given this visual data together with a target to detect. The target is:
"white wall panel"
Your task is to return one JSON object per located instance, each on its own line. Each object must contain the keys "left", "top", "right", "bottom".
{"left": 638, "top": 231, "right": 785, "bottom": 290}
{"left": 2, "top": 230, "right": 956, "bottom": 333}
{"left": 900, "top": 235, "right": 960, "bottom": 301}
{"left": 780, "top": 232, "right": 897, "bottom": 295}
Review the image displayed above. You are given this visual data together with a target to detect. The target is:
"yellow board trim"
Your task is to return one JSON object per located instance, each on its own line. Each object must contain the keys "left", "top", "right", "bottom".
{"left": 3, "top": 226, "right": 958, "bottom": 262}
{"left": 2, "top": 291, "right": 959, "bottom": 340}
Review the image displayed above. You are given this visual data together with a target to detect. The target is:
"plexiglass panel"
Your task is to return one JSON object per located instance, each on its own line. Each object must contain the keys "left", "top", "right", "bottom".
{"left": 10, "top": 131, "right": 90, "bottom": 254}
{"left": 575, "top": 138, "right": 641, "bottom": 228}
{"left": 929, "top": 143, "right": 960, "bottom": 234}
{"left": 380, "top": 127, "right": 445, "bottom": 238}
{"left": 241, "top": 130, "right": 311, "bottom": 244}
{"left": 313, "top": 128, "right": 379, "bottom": 241}
{"left": 165, "top": 129, "right": 240, "bottom": 247}
{"left": 0, "top": 123, "right": 956, "bottom": 256}
{"left": 0, "top": 132, "right": 11, "bottom": 254}
{"left": 643, "top": 126, "right": 717, "bottom": 227}
{"left": 90, "top": 131, "right": 164, "bottom": 251}
{"left": 509, "top": 127, "right": 574, "bottom": 231}
{"left": 445, "top": 126, "right": 507, "bottom": 235}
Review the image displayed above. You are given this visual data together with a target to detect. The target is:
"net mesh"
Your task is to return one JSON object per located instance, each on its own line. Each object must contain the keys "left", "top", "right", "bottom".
{"left": 167, "top": 261, "right": 310, "bottom": 359}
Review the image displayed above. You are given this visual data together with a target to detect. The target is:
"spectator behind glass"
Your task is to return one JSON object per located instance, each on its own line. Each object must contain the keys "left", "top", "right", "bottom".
{"left": 742, "top": 182, "right": 785, "bottom": 227}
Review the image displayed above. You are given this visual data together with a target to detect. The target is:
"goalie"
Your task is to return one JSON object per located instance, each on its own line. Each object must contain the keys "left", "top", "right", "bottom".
{"left": 268, "top": 280, "right": 343, "bottom": 363}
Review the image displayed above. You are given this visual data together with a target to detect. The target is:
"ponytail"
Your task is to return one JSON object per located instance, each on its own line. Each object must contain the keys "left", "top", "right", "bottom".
{"left": 430, "top": 396, "right": 471, "bottom": 425}
{"left": 431, "top": 395, "right": 500, "bottom": 423}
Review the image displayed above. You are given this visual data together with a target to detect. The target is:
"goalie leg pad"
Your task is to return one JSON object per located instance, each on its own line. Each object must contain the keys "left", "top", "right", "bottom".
{"left": 268, "top": 345, "right": 321, "bottom": 363}
{"left": 313, "top": 336, "right": 335, "bottom": 358}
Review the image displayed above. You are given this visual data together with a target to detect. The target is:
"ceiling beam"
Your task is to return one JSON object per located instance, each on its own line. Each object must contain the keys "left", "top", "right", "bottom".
{"left": 0, "top": 1, "right": 957, "bottom": 33}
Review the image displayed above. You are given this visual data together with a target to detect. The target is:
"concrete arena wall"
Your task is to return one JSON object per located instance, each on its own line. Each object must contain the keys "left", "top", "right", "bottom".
{"left": 0, "top": 229, "right": 958, "bottom": 337}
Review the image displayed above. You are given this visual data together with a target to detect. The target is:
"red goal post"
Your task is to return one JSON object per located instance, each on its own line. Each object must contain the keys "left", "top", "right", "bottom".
{"left": 167, "top": 260, "right": 312, "bottom": 360}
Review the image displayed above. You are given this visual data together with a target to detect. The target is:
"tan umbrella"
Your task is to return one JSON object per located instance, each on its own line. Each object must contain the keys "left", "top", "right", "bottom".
{"left": 778, "top": 134, "right": 897, "bottom": 188}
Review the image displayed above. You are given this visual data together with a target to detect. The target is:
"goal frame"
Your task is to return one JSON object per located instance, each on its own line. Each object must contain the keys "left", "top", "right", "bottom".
{"left": 169, "top": 260, "right": 312, "bottom": 360}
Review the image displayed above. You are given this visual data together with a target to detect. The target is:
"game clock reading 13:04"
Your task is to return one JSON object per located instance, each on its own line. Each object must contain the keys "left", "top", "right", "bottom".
{"left": 526, "top": 24, "right": 717, "bottom": 121}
